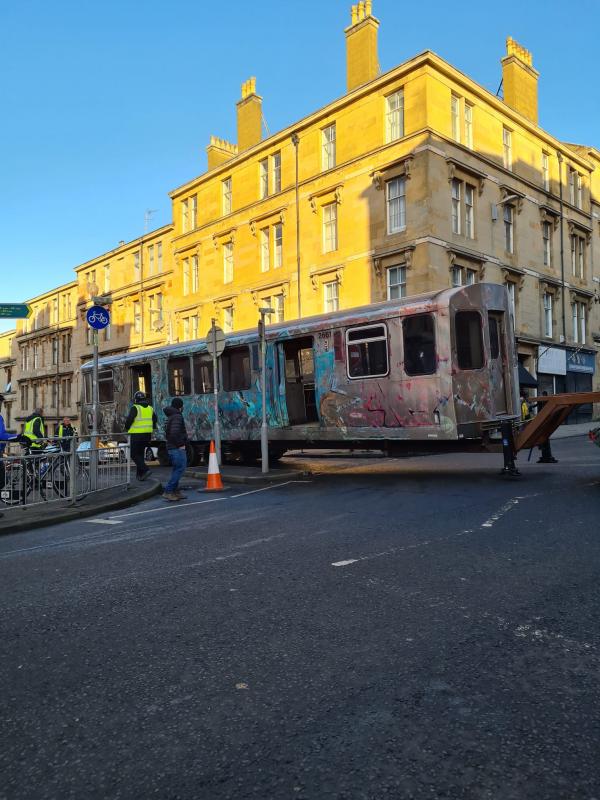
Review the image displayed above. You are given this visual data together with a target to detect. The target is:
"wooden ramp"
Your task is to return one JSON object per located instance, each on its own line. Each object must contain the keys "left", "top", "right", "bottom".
{"left": 515, "top": 392, "right": 600, "bottom": 452}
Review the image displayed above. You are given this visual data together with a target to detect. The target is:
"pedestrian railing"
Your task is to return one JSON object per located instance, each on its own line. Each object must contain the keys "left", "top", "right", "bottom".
{"left": 0, "top": 435, "right": 131, "bottom": 515}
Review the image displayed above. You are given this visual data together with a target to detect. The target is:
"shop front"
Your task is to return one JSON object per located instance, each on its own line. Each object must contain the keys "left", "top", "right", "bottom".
{"left": 566, "top": 349, "right": 596, "bottom": 423}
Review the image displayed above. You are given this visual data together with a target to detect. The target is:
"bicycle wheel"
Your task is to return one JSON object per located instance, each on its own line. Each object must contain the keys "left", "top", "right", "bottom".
{"left": 1, "top": 463, "right": 30, "bottom": 506}
{"left": 51, "top": 459, "right": 70, "bottom": 499}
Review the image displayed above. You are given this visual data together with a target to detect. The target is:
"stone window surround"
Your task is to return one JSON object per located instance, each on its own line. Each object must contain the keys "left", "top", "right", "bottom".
{"left": 373, "top": 244, "right": 415, "bottom": 278}
{"left": 309, "top": 264, "right": 344, "bottom": 291}
{"left": 370, "top": 154, "right": 414, "bottom": 190}
{"left": 446, "top": 246, "right": 486, "bottom": 281}
{"left": 446, "top": 157, "right": 486, "bottom": 197}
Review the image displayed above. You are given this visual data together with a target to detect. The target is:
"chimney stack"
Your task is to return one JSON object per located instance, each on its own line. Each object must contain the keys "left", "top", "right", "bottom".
{"left": 501, "top": 37, "right": 539, "bottom": 124}
{"left": 236, "top": 77, "right": 262, "bottom": 152}
{"left": 206, "top": 136, "right": 238, "bottom": 170}
{"left": 345, "top": 2, "right": 380, "bottom": 92}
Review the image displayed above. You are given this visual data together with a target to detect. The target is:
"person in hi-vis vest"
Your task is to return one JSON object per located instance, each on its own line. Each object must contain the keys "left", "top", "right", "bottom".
{"left": 23, "top": 407, "right": 46, "bottom": 452}
{"left": 124, "top": 392, "right": 157, "bottom": 480}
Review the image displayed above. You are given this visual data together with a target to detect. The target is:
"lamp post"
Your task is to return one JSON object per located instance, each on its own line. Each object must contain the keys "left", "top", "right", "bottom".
{"left": 258, "top": 306, "right": 274, "bottom": 474}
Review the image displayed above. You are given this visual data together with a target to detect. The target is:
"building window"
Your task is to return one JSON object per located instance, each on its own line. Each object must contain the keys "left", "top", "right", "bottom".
{"left": 543, "top": 292, "right": 553, "bottom": 337}
{"left": 263, "top": 294, "right": 285, "bottom": 324}
{"left": 133, "top": 301, "right": 141, "bottom": 334}
{"left": 322, "top": 203, "right": 338, "bottom": 253}
{"left": 385, "top": 90, "right": 404, "bottom": 142}
{"left": 182, "top": 258, "right": 190, "bottom": 296}
{"left": 157, "top": 242, "right": 163, "bottom": 272}
{"left": 33, "top": 344, "right": 39, "bottom": 370}
{"left": 387, "top": 177, "right": 406, "bottom": 234}
{"left": 181, "top": 198, "right": 189, "bottom": 232}
{"left": 148, "top": 246, "right": 154, "bottom": 276}
{"left": 451, "top": 94, "right": 460, "bottom": 142}
{"left": 20, "top": 346, "right": 28, "bottom": 371}
{"left": 260, "top": 227, "right": 270, "bottom": 272}
{"left": 504, "top": 204, "right": 514, "bottom": 253}
{"left": 451, "top": 266, "right": 477, "bottom": 287}
{"left": 542, "top": 152, "right": 550, "bottom": 191}
{"left": 387, "top": 265, "right": 406, "bottom": 300}
{"left": 259, "top": 159, "right": 269, "bottom": 199}
{"left": 322, "top": 124, "right": 336, "bottom": 171}
{"left": 62, "top": 333, "right": 71, "bottom": 363}
{"left": 569, "top": 168, "right": 576, "bottom": 205}
{"left": 191, "top": 195, "right": 197, "bottom": 228}
{"left": 51, "top": 338, "right": 58, "bottom": 366}
{"left": 542, "top": 221, "right": 552, "bottom": 267}
{"left": 506, "top": 281, "right": 516, "bottom": 319}
{"left": 223, "top": 242, "right": 234, "bottom": 283}
{"left": 272, "top": 152, "right": 281, "bottom": 193}
{"left": 577, "top": 173, "right": 583, "bottom": 209}
{"left": 133, "top": 251, "right": 140, "bottom": 278}
{"left": 20, "top": 383, "right": 28, "bottom": 410}
{"left": 149, "top": 293, "right": 163, "bottom": 329}
{"left": 51, "top": 297, "right": 58, "bottom": 324}
{"left": 191, "top": 255, "right": 199, "bottom": 293}
{"left": 464, "top": 102, "right": 473, "bottom": 149}
{"left": 571, "top": 234, "right": 586, "bottom": 279}
{"left": 503, "top": 126, "right": 512, "bottom": 170}
{"left": 572, "top": 301, "right": 586, "bottom": 344}
{"left": 465, "top": 185, "right": 474, "bottom": 238}
{"left": 223, "top": 305, "right": 234, "bottom": 333}
{"left": 324, "top": 280, "right": 339, "bottom": 313}
{"left": 61, "top": 378, "right": 71, "bottom": 408}
{"left": 451, "top": 179, "right": 461, "bottom": 234}
{"left": 182, "top": 317, "right": 189, "bottom": 342}
{"left": 222, "top": 177, "right": 232, "bottom": 215}
{"left": 346, "top": 324, "right": 389, "bottom": 379}
{"left": 274, "top": 223, "right": 283, "bottom": 268}
{"left": 103, "top": 324, "right": 111, "bottom": 342}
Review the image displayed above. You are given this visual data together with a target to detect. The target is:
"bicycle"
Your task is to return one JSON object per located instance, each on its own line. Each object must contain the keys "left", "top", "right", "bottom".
{"left": 0, "top": 445, "right": 89, "bottom": 506}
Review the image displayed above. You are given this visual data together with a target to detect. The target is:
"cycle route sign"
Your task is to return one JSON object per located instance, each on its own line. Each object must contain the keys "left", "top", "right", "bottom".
{"left": 86, "top": 305, "right": 110, "bottom": 330}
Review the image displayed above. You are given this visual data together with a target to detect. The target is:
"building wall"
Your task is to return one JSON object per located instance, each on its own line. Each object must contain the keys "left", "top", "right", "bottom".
{"left": 4, "top": 16, "right": 600, "bottom": 425}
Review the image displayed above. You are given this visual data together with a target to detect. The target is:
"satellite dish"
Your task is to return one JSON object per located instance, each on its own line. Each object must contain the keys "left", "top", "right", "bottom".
{"left": 153, "top": 318, "right": 165, "bottom": 331}
{"left": 87, "top": 282, "right": 99, "bottom": 298}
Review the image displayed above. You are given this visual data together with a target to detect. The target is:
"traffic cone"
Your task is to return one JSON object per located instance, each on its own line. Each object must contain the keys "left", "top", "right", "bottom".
{"left": 204, "top": 440, "right": 224, "bottom": 492}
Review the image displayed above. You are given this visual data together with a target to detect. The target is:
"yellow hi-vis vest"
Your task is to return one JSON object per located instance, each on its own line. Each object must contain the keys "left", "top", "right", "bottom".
{"left": 58, "top": 424, "right": 77, "bottom": 438}
{"left": 23, "top": 416, "right": 45, "bottom": 449}
{"left": 128, "top": 404, "right": 154, "bottom": 435}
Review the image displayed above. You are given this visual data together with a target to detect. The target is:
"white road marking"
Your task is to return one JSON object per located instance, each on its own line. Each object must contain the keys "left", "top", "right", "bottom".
{"left": 89, "top": 518, "right": 123, "bottom": 525}
{"left": 108, "top": 480, "right": 309, "bottom": 520}
{"left": 331, "top": 494, "right": 540, "bottom": 568}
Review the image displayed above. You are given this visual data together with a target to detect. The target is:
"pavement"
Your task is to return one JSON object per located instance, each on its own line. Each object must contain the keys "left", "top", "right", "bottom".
{"left": 1, "top": 436, "right": 599, "bottom": 799}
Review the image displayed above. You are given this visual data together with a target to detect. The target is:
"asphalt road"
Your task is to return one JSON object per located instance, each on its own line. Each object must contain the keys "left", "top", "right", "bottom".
{"left": 1, "top": 437, "right": 599, "bottom": 800}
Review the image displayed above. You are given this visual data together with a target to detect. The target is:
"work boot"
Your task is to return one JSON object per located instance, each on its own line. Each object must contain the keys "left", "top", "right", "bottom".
{"left": 174, "top": 490, "right": 187, "bottom": 499}
{"left": 138, "top": 469, "right": 151, "bottom": 482}
{"left": 163, "top": 492, "right": 179, "bottom": 502}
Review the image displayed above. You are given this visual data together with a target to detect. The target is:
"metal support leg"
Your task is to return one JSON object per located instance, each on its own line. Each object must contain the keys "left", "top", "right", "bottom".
{"left": 500, "top": 420, "right": 520, "bottom": 477}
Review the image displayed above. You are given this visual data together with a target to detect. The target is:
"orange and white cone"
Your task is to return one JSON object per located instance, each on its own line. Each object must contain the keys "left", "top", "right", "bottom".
{"left": 204, "top": 440, "right": 224, "bottom": 492}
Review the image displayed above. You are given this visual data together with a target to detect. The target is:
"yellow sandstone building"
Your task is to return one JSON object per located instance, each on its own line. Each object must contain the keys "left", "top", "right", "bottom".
{"left": 3, "top": 4, "right": 600, "bottom": 431}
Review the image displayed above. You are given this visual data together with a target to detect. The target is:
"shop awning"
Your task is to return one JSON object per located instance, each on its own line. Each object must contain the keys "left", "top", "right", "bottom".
{"left": 518, "top": 362, "right": 538, "bottom": 388}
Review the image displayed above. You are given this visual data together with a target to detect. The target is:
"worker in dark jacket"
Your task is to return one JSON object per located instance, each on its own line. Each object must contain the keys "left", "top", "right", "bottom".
{"left": 124, "top": 392, "right": 157, "bottom": 481}
{"left": 23, "top": 407, "right": 46, "bottom": 452}
{"left": 57, "top": 417, "right": 77, "bottom": 452}
{"left": 163, "top": 398, "right": 188, "bottom": 501}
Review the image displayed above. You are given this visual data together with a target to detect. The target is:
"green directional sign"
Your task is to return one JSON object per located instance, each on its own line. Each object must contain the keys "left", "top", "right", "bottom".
{"left": 0, "top": 303, "right": 32, "bottom": 319}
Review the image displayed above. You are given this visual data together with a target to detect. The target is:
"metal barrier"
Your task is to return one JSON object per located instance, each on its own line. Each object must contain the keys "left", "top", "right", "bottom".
{"left": 0, "top": 435, "right": 131, "bottom": 514}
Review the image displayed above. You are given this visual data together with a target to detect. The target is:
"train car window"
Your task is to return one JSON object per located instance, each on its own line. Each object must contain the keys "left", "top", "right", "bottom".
{"left": 403, "top": 315, "right": 436, "bottom": 376}
{"left": 488, "top": 315, "right": 500, "bottom": 359}
{"left": 84, "top": 373, "right": 92, "bottom": 403}
{"left": 455, "top": 311, "right": 484, "bottom": 370}
{"left": 192, "top": 354, "right": 214, "bottom": 394}
{"left": 222, "top": 346, "right": 251, "bottom": 391}
{"left": 346, "top": 324, "right": 388, "bottom": 378}
{"left": 98, "top": 369, "right": 114, "bottom": 403}
{"left": 168, "top": 357, "right": 192, "bottom": 395}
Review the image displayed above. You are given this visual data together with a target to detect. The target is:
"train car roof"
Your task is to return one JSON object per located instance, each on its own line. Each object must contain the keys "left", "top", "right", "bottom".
{"left": 82, "top": 284, "right": 490, "bottom": 371}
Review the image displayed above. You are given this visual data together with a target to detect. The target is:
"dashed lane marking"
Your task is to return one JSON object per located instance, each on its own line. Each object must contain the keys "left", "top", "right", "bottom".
{"left": 89, "top": 518, "right": 123, "bottom": 525}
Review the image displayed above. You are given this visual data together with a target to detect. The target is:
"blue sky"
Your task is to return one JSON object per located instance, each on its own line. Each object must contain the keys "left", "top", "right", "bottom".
{"left": 1, "top": 0, "right": 598, "bottom": 333}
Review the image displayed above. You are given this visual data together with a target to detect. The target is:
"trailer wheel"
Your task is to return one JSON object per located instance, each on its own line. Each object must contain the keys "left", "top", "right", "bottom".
{"left": 186, "top": 443, "right": 203, "bottom": 467}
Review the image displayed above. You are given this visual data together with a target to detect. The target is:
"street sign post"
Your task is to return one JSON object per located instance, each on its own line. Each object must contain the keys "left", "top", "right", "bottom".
{"left": 205, "top": 321, "right": 225, "bottom": 464}
{"left": 86, "top": 306, "right": 110, "bottom": 489}
{"left": 0, "top": 303, "right": 32, "bottom": 319}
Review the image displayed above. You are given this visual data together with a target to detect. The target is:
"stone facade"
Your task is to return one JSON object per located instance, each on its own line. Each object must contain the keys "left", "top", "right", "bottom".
{"left": 2, "top": 4, "right": 599, "bottom": 431}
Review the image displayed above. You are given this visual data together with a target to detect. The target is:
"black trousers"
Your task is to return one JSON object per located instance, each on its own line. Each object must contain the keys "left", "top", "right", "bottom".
{"left": 130, "top": 435, "right": 150, "bottom": 478}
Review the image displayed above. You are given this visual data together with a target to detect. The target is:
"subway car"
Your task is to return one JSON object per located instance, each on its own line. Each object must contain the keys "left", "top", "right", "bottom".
{"left": 81, "top": 283, "right": 519, "bottom": 465}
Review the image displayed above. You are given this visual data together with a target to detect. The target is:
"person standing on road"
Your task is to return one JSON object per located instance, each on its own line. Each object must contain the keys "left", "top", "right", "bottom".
{"left": 162, "top": 398, "right": 188, "bottom": 502}
{"left": 535, "top": 391, "right": 558, "bottom": 464}
{"left": 0, "top": 394, "right": 18, "bottom": 490}
{"left": 124, "top": 392, "right": 157, "bottom": 481}
{"left": 57, "top": 417, "right": 77, "bottom": 452}
{"left": 23, "top": 407, "right": 46, "bottom": 452}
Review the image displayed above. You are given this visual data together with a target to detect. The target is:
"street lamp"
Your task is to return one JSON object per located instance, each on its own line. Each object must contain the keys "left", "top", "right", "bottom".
{"left": 258, "top": 306, "right": 274, "bottom": 474}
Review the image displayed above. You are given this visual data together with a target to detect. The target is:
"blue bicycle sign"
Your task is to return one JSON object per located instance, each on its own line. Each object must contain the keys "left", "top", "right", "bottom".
{"left": 86, "top": 305, "right": 110, "bottom": 330}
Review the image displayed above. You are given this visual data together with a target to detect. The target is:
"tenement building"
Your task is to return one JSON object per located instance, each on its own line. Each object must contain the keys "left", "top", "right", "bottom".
{"left": 3, "top": 3, "right": 599, "bottom": 427}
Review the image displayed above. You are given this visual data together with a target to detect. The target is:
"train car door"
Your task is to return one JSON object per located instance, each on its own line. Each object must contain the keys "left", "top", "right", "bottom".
{"left": 487, "top": 312, "right": 509, "bottom": 414}
{"left": 282, "top": 337, "right": 318, "bottom": 425}
{"left": 131, "top": 364, "right": 152, "bottom": 402}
